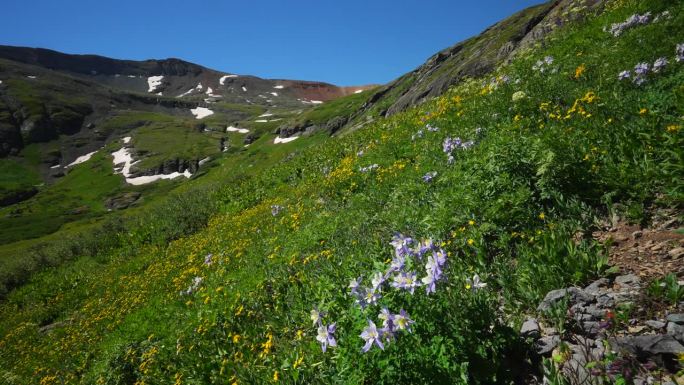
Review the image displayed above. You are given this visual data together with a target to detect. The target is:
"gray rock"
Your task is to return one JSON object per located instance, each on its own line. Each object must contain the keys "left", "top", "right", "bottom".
{"left": 537, "top": 287, "right": 594, "bottom": 312}
{"left": 583, "top": 305, "right": 609, "bottom": 320}
{"left": 610, "top": 334, "right": 684, "bottom": 357}
{"left": 615, "top": 274, "right": 640, "bottom": 286}
{"left": 645, "top": 320, "right": 666, "bottom": 329}
{"left": 666, "top": 313, "right": 684, "bottom": 325}
{"left": 667, "top": 322, "right": 684, "bottom": 342}
{"left": 584, "top": 278, "right": 610, "bottom": 295}
{"left": 596, "top": 294, "right": 616, "bottom": 308}
{"left": 581, "top": 321, "right": 603, "bottom": 337}
{"left": 535, "top": 335, "right": 560, "bottom": 355}
{"left": 520, "top": 318, "right": 540, "bottom": 339}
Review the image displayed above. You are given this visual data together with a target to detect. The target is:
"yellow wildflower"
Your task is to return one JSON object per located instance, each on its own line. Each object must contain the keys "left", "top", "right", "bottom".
{"left": 539, "top": 213, "right": 545, "bottom": 220}
{"left": 273, "top": 371, "right": 279, "bottom": 382}
{"left": 467, "top": 239, "right": 475, "bottom": 246}
{"left": 468, "top": 220, "right": 475, "bottom": 226}
{"left": 293, "top": 355, "right": 304, "bottom": 369}
{"left": 232, "top": 334, "right": 241, "bottom": 344}
{"left": 574, "top": 64, "right": 586, "bottom": 79}
{"left": 666, "top": 125, "right": 680, "bottom": 133}
{"left": 639, "top": 108, "right": 648, "bottom": 115}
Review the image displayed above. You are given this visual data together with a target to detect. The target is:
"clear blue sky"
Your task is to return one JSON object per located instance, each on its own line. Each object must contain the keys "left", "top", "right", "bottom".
{"left": 1, "top": 0, "right": 544, "bottom": 86}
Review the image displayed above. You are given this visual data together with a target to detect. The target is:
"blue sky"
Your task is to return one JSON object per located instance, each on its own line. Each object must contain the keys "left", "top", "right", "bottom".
{"left": 1, "top": 1, "right": 544, "bottom": 85}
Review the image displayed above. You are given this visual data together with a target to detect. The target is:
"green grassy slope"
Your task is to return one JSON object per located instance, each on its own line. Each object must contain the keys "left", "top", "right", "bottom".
{"left": 0, "top": 0, "right": 683, "bottom": 384}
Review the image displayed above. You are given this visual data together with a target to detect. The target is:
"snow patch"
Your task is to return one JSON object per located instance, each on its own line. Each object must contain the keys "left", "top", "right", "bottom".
{"left": 196, "top": 83, "right": 204, "bottom": 91}
{"left": 274, "top": 85, "right": 284, "bottom": 89}
{"left": 111, "top": 146, "right": 192, "bottom": 185}
{"left": 50, "top": 164, "right": 61, "bottom": 169}
{"left": 226, "top": 126, "right": 250, "bottom": 134}
{"left": 27, "top": 75, "right": 37, "bottom": 79}
{"left": 242, "top": 86, "right": 247, "bottom": 92}
{"left": 67, "top": 151, "right": 98, "bottom": 167}
{"left": 178, "top": 88, "right": 194, "bottom": 97}
{"left": 190, "top": 107, "right": 214, "bottom": 119}
{"left": 147, "top": 75, "right": 164, "bottom": 93}
{"left": 199, "top": 157, "right": 211, "bottom": 166}
{"left": 354, "top": 89, "right": 364, "bottom": 94}
{"left": 205, "top": 87, "right": 221, "bottom": 98}
{"left": 127, "top": 75, "right": 136, "bottom": 78}
{"left": 259, "top": 113, "right": 273, "bottom": 117}
{"left": 219, "top": 75, "right": 238, "bottom": 85}
{"left": 123, "top": 136, "right": 131, "bottom": 144}
{"left": 270, "top": 92, "right": 278, "bottom": 96}
{"left": 255, "top": 120, "right": 269, "bottom": 123}
{"left": 274, "top": 136, "right": 299, "bottom": 144}
{"left": 301, "top": 99, "right": 324, "bottom": 105}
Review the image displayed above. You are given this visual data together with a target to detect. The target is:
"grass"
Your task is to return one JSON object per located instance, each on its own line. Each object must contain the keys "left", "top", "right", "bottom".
{"left": 0, "top": 0, "right": 683, "bottom": 384}
{"left": 291, "top": 90, "right": 373, "bottom": 128}
{"left": 0, "top": 159, "right": 41, "bottom": 202}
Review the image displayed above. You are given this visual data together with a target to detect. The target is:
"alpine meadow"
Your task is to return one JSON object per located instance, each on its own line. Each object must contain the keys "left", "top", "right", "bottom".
{"left": 1, "top": 0, "right": 684, "bottom": 384}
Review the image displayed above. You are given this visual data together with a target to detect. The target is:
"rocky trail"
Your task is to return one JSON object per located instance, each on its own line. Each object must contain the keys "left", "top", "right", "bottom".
{"left": 526, "top": 209, "right": 684, "bottom": 384}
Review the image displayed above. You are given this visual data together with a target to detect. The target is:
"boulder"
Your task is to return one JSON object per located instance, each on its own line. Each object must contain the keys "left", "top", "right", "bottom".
{"left": 105, "top": 192, "right": 142, "bottom": 210}
{"left": 645, "top": 320, "right": 666, "bottom": 330}
{"left": 520, "top": 318, "right": 540, "bottom": 339}
{"left": 535, "top": 335, "right": 560, "bottom": 355}
{"left": 610, "top": 335, "right": 684, "bottom": 357}
{"left": 537, "top": 287, "right": 594, "bottom": 312}
{"left": 667, "top": 314, "right": 684, "bottom": 325}
{"left": 615, "top": 274, "right": 640, "bottom": 287}
{"left": 584, "top": 278, "right": 610, "bottom": 295}
{"left": 667, "top": 322, "right": 684, "bottom": 343}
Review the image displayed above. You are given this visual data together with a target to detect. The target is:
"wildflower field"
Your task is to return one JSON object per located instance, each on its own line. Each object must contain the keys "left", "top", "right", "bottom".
{"left": 1, "top": 0, "right": 683, "bottom": 383}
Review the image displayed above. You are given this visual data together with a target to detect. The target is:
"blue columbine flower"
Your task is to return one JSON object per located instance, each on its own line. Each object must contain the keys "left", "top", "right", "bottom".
{"left": 348, "top": 277, "right": 362, "bottom": 293}
{"left": 634, "top": 62, "right": 650, "bottom": 76}
{"left": 390, "top": 233, "right": 414, "bottom": 259}
{"left": 411, "top": 129, "right": 424, "bottom": 141}
{"left": 392, "top": 271, "right": 419, "bottom": 294}
{"left": 316, "top": 323, "right": 337, "bottom": 352}
{"left": 432, "top": 248, "right": 447, "bottom": 267}
{"left": 608, "top": 12, "right": 651, "bottom": 37}
{"left": 363, "top": 287, "right": 381, "bottom": 306}
{"left": 676, "top": 43, "right": 684, "bottom": 63}
{"left": 379, "top": 308, "right": 394, "bottom": 329}
{"left": 393, "top": 309, "right": 415, "bottom": 332}
{"left": 618, "top": 70, "right": 631, "bottom": 80}
{"left": 652, "top": 57, "right": 668, "bottom": 73}
{"left": 371, "top": 272, "right": 386, "bottom": 291}
{"left": 310, "top": 308, "right": 323, "bottom": 326}
{"left": 360, "top": 320, "right": 384, "bottom": 352}
{"left": 413, "top": 238, "right": 435, "bottom": 258}
{"left": 466, "top": 274, "right": 487, "bottom": 292}
{"left": 204, "top": 253, "right": 213, "bottom": 265}
{"left": 426, "top": 124, "right": 439, "bottom": 132}
{"left": 422, "top": 171, "right": 438, "bottom": 183}
{"left": 421, "top": 271, "right": 439, "bottom": 294}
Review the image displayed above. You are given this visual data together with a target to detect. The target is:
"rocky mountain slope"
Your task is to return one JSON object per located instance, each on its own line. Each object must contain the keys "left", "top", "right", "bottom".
{"left": 361, "top": 0, "right": 603, "bottom": 117}
{"left": 274, "top": 0, "right": 604, "bottom": 138}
